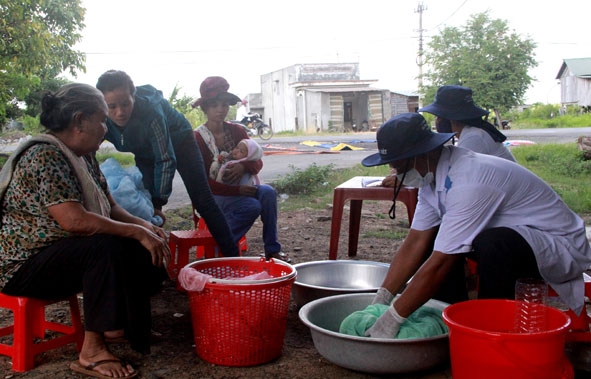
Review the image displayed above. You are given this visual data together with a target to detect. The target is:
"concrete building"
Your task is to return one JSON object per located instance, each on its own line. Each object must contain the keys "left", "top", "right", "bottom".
{"left": 256, "top": 63, "right": 415, "bottom": 133}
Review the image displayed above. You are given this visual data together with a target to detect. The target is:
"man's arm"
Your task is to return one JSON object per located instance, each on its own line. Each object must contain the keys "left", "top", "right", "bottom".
{"left": 394, "top": 250, "right": 463, "bottom": 317}
{"left": 380, "top": 227, "right": 439, "bottom": 299}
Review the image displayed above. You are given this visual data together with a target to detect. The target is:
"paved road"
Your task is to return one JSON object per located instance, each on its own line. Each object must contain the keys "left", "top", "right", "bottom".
{"left": 162, "top": 127, "right": 591, "bottom": 210}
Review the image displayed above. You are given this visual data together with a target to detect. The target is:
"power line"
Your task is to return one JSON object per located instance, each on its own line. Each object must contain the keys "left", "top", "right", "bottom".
{"left": 415, "top": 1, "right": 427, "bottom": 106}
{"left": 428, "top": 0, "right": 469, "bottom": 31}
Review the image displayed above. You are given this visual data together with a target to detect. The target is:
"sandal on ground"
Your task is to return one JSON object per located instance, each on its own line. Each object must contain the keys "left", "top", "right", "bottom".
{"left": 70, "top": 359, "right": 137, "bottom": 379}
{"left": 262, "top": 252, "right": 292, "bottom": 263}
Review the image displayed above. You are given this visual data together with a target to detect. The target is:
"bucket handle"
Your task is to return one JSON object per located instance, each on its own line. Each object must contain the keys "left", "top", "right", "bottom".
{"left": 493, "top": 338, "right": 572, "bottom": 379}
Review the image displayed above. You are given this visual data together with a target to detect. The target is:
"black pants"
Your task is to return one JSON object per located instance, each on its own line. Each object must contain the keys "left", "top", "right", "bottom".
{"left": 431, "top": 227, "right": 541, "bottom": 304}
{"left": 2, "top": 234, "right": 166, "bottom": 354}
{"left": 471, "top": 227, "right": 541, "bottom": 299}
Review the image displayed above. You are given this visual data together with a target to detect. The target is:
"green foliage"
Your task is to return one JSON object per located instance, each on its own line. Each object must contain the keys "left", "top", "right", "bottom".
{"left": 0, "top": 0, "right": 85, "bottom": 124}
{"left": 423, "top": 11, "right": 537, "bottom": 114}
{"left": 20, "top": 115, "right": 44, "bottom": 134}
{"left": 276, "top": 164, "right": 390, "bottom": 211}
{"left": 513, "top": 103, "right": 560, "bottom": 120}
{"left": 23, "top": 76, "right": 70, "bottom": 118}
{"left": 168, "top": 84, "right": 207, "bottom": 128}
{"left": 95, "top": 151, "right": 135, "bottom": 166}
{"left": 273, "top": 163, "right": 334, "bottom": 195}
{"left": 512, "top": 143, "right": 591, "bottom": 213}
{"left": 507, "top": 104, "right": 591, "bottom": 129}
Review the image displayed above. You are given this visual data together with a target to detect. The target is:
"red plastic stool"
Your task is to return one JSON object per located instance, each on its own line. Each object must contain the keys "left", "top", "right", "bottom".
{"left": 548, "top": 273, "right": 591, "bottom": 342}
{"left": 0, "top": 293, "right": 84, "bottom": 372}
{"left": 195, "top": 217, "right": 248, "bottom": 257}
{"left": 167, "top": 210, "right": 246, "bottom": 290}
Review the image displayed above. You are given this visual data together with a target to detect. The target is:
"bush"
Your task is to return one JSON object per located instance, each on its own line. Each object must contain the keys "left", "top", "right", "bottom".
{"left": 21, "top": 115, "right": 44, "bottom": 134}
{"left": 272, "top": 163, "right": 334, "bottom": 195}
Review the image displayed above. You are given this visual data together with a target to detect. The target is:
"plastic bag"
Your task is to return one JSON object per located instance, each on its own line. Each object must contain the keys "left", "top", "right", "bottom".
{"left": 100, "top": 158, "right": 163, "bottom": 226}
{"left": 179, "top": 267, "right": 212, "bottom": 291}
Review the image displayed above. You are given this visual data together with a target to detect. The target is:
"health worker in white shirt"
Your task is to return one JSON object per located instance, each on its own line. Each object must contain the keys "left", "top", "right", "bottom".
{"left": 361, "top": 112, "right": 591, "bottom": 339}
{"left": 419, "top": 85, "right": 516, "bottom": 162}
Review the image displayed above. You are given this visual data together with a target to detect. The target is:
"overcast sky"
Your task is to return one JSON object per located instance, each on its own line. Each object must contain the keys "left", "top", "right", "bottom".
{"left": 71, "top": 0, "right": 590, "bottom": 104}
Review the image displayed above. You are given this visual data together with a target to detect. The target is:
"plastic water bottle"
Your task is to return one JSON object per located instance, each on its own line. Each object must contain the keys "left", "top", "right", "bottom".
{"left": 514, "top": 278, "right": 548, "bottom": 333}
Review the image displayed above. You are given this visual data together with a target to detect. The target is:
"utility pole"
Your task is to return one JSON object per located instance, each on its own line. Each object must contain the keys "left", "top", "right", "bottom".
{"left": 415, "top": 1, "right": 427, "bottom": 108}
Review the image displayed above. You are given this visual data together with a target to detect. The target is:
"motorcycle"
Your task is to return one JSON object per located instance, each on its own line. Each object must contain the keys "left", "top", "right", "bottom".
{"left": 233, "top": 113, "right": 273, "bottom": 140}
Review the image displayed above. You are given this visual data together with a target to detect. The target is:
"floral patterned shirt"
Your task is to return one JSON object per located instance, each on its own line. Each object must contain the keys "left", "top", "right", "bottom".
{"left": 0, "top": 143, "right": 109, "bottom": 288}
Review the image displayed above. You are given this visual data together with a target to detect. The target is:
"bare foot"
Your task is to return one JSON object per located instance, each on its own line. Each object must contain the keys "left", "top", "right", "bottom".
{"left": 78, "top": 332, "right": 135, "bottom": 377}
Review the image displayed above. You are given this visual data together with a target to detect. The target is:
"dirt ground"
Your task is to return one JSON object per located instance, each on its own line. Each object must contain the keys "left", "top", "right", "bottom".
{"left": 1, "top": 201, "right": 590, "bottom": 378}
{"left": 0, "top": 201, "right": 452, "bottom": 379}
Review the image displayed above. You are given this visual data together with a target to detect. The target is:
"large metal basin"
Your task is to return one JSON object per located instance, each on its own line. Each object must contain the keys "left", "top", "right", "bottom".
{"left": 292, "top": 260, "right": 389, "bottom": 308}
{"left": 299, "top": 293, "right": 450, "bottom": 375}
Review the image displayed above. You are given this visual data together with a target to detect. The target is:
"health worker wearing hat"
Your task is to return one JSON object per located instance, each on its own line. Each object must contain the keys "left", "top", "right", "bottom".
{"left": 192, "top": 77, "right": 289, "bottom": 263}
{"left": 96, "top": 70, "right": 239, "bottom": 257}
{"left": 419, "top": 85, "right": 515, "bottom": 162}
{"left": 361, "top": 112, "right": 591, "bottom": 339}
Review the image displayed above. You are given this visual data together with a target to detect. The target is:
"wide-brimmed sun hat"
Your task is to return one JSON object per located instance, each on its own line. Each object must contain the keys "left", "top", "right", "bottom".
{"left": 191, "top": 76, "right": 241, "bottom": 108}
{"left": 362, "top": 112, "right": 455, "bottom": 167}
{"left": 418, "top": 85, "right": 489, "bottom": 120}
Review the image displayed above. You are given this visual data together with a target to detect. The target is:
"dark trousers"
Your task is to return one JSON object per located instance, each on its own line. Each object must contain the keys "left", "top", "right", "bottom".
{"left": 2, "top": 234, "right": 166, "bottom": 354}
{"left": 470, "top": 227, "right": 541, "bottom": 299}
{"left": 431, "top": 227, "right": 541, "bottom": 304}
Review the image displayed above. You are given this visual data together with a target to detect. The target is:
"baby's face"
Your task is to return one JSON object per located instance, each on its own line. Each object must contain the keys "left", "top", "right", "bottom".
{"left": 232, "top": 142, "right": 248, "bottom": 159}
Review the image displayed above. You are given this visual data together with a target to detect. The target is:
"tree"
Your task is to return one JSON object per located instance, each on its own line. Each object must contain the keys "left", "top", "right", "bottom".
{"left": 422, "top": 11, "right": 537, "bottom": 122}
{"left": 168, "top": 84, "right": 207, "bottom": 129}
{"left": 0, "top": 0, "right": 86, "bottom": 125}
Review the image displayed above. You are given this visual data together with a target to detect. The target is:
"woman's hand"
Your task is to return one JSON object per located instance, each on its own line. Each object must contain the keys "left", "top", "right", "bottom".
{"left": 239, "top": 185, "right": 258, "bottom": 197}
{"left": 49, "top": 201, "right": 171, "bottom": 267}
{"left": 137, "top": 227, "right": 171, "bottom": 268}
{"left": 223, "top": 163, "right": 246, "bottom": 184}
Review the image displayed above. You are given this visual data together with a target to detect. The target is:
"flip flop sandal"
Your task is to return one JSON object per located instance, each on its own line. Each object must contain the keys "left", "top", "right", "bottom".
{"left": 70, "top": 359, "right": 138, "bottom": 379}
{"left": 262, "top": 252, "right": 292, "bottom": 263}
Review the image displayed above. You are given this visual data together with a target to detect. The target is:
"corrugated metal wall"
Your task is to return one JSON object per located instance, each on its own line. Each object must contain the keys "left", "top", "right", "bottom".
{"left": 368, "top": 93, "right": 383, "bottom": 131}
{"left": 329, "top": 95, "right": 344, "bottom": 131}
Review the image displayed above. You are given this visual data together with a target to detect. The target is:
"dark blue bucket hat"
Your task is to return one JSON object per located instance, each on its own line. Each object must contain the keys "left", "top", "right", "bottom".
{"left": 362, "top": 113, "right": 455, "bottom": 167}
{"left": 418, "top": 85, "right": 489, "bottom": 120}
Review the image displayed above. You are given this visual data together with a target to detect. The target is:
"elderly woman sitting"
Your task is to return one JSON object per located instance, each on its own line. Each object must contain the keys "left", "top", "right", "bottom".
{"left": 0, "top": 83, "right": 170, "bottom": 378}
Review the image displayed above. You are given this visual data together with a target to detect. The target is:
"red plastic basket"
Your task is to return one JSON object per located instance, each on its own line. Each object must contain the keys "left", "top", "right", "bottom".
{"left": 186, "top": 257, "right": 296, "bottom": 366}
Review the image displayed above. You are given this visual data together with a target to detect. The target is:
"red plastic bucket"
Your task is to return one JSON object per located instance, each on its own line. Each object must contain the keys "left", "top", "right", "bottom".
{"left": 186, "top": 257, "right": 296, "bottom": 366}
{"left": 443, "top": 299, "right": 573, "bottom": 379}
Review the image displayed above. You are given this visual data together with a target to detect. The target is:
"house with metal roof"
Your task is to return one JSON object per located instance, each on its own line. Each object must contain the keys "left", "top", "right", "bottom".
{"left": 556, "top": 58, "right": 591, "bottom": 108}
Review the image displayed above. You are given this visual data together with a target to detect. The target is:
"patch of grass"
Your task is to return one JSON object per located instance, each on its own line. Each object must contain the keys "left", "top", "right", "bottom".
{"left": 272, "top": 163, "right": 334, "bottom": 195}
{"left": 275, "top": 164, "right": 390, "bottom": 211}
{"left": 512, "top": 143, "right": 591, "bottom": 214}
{"left": 162, "top": 206, "right": 194, "bottom": 232}
{"left": 363, "top": 229, "right": 409, "bottom": 240}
